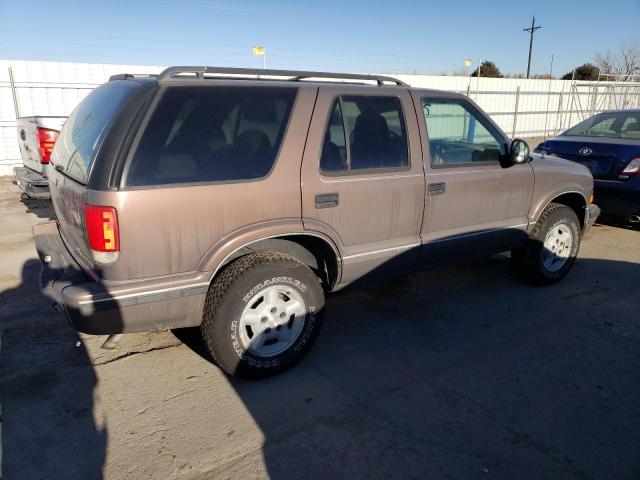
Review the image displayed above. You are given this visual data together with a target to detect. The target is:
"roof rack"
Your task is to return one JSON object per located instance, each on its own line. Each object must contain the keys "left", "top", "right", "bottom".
{"left": 109, "top": 73, "right": 157, "bottom": 81}
{"left": 156, "top": 66, "right": 408, "bottom": 87}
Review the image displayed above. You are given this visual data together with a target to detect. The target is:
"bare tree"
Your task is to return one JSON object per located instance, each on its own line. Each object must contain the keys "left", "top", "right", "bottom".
{"left": 595, "top": 39, "right": 640, "bottom": 81}
{"left": 620, "top": 39, "right": 640, "bottom": 80}
{"left": 594, "top": 51, "right": 616, "bottom": 76}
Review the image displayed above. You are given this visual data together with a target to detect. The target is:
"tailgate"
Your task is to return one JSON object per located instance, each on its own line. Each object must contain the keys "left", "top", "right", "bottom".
{"left": 17, "top": 118, "right": 44, "bottom": 173}
{"left": 48, "top": 80, "right": 142, "bottom": 273}
{"left": 49, "top": 167, "right": 94, "bottom": 270}
{"left": 16, "top": 117, "right": 66, "bottom": 175}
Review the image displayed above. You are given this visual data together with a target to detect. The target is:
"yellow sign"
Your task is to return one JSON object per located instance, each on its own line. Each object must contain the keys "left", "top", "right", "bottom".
{"left": 464, "top": 59, "right": 472, "bottom": 67}
{"left": 252, "top": 46, "right": 265, "bottom": 56}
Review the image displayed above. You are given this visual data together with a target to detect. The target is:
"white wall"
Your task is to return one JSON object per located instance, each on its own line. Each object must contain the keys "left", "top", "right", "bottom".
{"left": 395, "top": 74, "right": 639, "bottom": 138}
{"left": 0, "top": 60, "right": 162, "bottom": 176}
{"left": 1, "top": 60, "right": 638, "bottom": 176}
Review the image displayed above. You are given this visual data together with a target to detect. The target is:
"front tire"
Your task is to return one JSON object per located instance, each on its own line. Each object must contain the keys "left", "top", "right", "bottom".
{"left": 201, "top": 250, "right": 325, "bottom": 379}
{"left": 512, "top": 203, "right": 581, "bottom": 285}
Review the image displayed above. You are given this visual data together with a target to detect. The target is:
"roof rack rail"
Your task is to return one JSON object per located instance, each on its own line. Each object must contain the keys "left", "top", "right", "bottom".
{"left": 157, "top": 66, "right": 408, "bottom": 87}
{"left": 109, "top": 73, "right": 157, "bottom": 81}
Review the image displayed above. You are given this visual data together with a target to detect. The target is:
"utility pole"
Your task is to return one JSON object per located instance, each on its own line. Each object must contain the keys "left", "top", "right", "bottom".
{"left": 523, "top": 16, "right": 541, "bottom": 79}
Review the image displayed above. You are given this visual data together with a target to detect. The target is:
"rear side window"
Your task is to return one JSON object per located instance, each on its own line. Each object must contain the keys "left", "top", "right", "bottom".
{"left": 52, "top": 81, "right": 138, "bottom": 184}
{"left": 320, "top": 95, "right": 409, "bottom": 173}
{"left": 127, "top": 86, "right": 297, "bottom": 186}
{"left": 564, "top": 112, "right": 640, "bottom": 139}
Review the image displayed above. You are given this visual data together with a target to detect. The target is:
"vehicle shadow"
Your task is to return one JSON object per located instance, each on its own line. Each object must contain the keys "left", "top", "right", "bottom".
{"left": 4, "top": 241, "right": 638, "bottom": 479}
{"left": 19, "top": 194, "right": 56, "bottom": 220}
{"left": 596, "top": 214, "right": 640, "bottom": 231}
{"left": 0, "top": 259, "right": 107, "bottom": 479}
{"left": 176, "top": 251, "right": 640, "bottom": 479}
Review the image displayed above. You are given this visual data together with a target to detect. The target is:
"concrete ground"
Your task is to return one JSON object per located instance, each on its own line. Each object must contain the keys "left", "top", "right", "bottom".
{"left": 1, "top": 176, "right": 639, "bottom": 480}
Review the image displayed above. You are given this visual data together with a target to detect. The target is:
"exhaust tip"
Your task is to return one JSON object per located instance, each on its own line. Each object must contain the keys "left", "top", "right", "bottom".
{"left": 628, "top": 215, "right": 640, "bottom": 224}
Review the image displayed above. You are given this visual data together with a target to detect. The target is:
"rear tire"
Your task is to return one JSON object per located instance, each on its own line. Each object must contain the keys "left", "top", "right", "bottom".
{"left": 512, "top": 203, "right": 581, "bottom": 285}
{"left": 201, "top": 250, "right": 324, "bottom": 379}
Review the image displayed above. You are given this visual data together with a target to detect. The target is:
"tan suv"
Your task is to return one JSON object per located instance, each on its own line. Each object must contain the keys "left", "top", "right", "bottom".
{"left": 34, "top": 66, "right": 600, "bottom": 378}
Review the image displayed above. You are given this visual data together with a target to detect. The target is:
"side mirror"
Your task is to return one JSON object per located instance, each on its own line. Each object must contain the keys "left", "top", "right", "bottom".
{"left": 509, "top": 139, "right": 530, "bottom": 165}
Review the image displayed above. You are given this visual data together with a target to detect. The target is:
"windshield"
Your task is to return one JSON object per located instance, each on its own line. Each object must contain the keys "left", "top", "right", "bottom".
{"left": 563, "top": 112, "right": 640, "bottom": 139}
{"left": 51, "top": 81, "right": 140, "bottom": 184}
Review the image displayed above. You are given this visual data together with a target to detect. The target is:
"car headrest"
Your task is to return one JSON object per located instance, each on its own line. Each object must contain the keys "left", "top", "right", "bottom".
{"left": 352, "top": 112, "right": 390, "bottom": 147}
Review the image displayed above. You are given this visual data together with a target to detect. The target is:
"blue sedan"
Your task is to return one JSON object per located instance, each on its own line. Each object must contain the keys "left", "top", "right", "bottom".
{"left": 535, "top": 110, "right": 640, "bottom": 223}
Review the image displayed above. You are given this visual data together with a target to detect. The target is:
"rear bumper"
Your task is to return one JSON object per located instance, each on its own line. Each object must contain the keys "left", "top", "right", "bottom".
{"left": 14, "top": 166, "right": 50, "bottom": 199}
{"left": 33, "top": 221, "right": 209, "bottom": 335}
{"left": 594, "top": 179, "right": 640, "bottom": 217}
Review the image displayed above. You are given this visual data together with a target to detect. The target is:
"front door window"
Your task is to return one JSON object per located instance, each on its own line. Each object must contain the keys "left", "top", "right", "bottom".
{"left": 421, "top": 99, "right": 505, "bottom": 167}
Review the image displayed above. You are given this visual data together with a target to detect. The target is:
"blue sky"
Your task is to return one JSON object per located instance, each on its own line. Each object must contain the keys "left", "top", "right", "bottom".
{"left": 1, "top": 0, "right": 639, "bottom": 76}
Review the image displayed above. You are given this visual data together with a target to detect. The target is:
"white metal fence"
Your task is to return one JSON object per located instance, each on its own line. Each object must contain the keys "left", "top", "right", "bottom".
{"left": 396, "top": 74, "right": 640, "bottom": 138}
{"left": 1, "top": 60, "right": 639, "bottom": 176}
{"left": 0, "top": 60, "right": 161, "bottom": 176}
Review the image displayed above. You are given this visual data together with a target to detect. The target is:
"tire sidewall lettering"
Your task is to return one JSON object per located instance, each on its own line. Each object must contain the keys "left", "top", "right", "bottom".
{"left": 242, "top": 277, "right": 307, "bottom": 303}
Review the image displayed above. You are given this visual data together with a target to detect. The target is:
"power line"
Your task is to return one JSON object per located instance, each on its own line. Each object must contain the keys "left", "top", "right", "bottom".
{"left": 0, "top": 39, "right": 457, "bottom": 68}
{"left": 0, "top": 28, "right": 454, "bottom": 63}
{"left": 1, "top": 50, "right": 448, "bottom": 75}
{"left": 0, "top": 28, "right": 533, "bottom": 75}
{"left": 523, "top": 16, "right": 542, "bottom": 79}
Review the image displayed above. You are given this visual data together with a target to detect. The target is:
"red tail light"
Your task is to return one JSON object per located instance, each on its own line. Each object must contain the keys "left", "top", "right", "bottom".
{"left": 85, "top": 205, "right": 120, "bottom": 264}
{"left": 37, "top": 128, "right": 59, "bottom": 164}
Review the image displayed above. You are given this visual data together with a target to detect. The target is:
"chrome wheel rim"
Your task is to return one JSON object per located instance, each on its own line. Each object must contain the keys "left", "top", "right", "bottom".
{"left": 542, "top": 223, "right": 573, "bottom": 272}
{"left": 238, "top": 285, "right": 307, "bottom": 357}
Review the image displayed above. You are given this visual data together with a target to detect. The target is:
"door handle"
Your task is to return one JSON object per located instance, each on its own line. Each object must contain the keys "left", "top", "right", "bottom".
{"left": 315, "top": 193, "right": 339, "bottom": 209}
{"left": 428, "top": 182, "right": 446, "bottom": 196}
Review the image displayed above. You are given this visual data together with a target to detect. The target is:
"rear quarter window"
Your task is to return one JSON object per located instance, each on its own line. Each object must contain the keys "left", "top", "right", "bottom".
{"left": 126, "top": 85, "right": 298, "bottom": 187}
{"left": 51, "top": 81, "right": 139, "bottom": 184}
